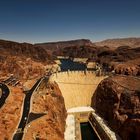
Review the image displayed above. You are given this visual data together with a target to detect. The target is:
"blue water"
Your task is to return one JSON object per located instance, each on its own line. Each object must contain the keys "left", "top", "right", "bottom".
{"left": 60, "top": 59, "right": 87, "bottom": 71}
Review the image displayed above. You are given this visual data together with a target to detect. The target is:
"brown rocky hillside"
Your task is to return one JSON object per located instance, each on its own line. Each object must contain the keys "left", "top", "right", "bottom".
{"left": 92, "top": 75, "right": 140, "bottom": 140}
{"left": 0, "top": 38, "right": 140, "bottom": 78}
{"left": 0, "top": 39, "right": 53, "bottom": 80}
{"left": 35, "top": 39, "right": 94, "bottom": 56}
{"left": 95, "top": 37, "right": 140, "bottom": 48}
{"left": 23, "top": 81, "right": 67, "bottom": 140}
{"left": 0, "top": 39, "right": 51, "bottom": 62}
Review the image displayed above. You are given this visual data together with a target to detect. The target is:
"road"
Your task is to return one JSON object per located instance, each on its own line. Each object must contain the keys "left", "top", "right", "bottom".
{"left": 0, "top": 83, "right": 10, "bottom": 108}
{"left": 13, "top": 78, "right": 43, "bottom": 140}
{"left": 3, "top": 76, "right": 20, "bottom": 86}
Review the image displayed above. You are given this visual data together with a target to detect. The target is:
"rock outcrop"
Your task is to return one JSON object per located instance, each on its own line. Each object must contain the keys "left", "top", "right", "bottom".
{"left": 0, "top": 56, "right": 46, "bottom": 80}
{"left": 0, "top": 87, "right": 24, "bottom": 140}
{"left": 114, "top": 59, "right": 140, "bottom": 76}
{"left": 23, "top": 80, "right": 67, "bottom": 140}
{"left": 0, "top": 39, "right": 53, "bottom": 80}
{"left": 96, "top": 46, "right": 140, "bottom": 76}
{"left": 92, "top": 75, "right": 140, "bottom": 140}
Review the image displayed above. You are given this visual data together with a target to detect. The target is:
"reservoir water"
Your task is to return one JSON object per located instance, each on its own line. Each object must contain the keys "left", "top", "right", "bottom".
{"left": 60, "top": 59, "right": 86, "bottom": 71}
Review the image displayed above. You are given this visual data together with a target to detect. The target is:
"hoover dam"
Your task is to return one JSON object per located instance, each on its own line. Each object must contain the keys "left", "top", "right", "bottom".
{"left": 10, "top": 58, "right": 123, "bottom": 140}
{"left": 10, "top": 57, "right": 139, "bottom": 140}
{"left": 49, "top": 71, "right": 106, "bottom": 109}
{"left": 49, "top": 69, "right": 120, "bottom": 140}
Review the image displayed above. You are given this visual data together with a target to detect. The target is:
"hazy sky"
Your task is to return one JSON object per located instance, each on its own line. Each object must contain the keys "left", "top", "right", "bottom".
{"left": 0, "top": 0, "right": 140, "bottom": 43}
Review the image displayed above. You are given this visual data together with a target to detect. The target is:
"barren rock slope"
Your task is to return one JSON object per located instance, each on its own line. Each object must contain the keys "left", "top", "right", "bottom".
{"left": 92, "top": 75, "right": 140, "bottom": 140}
{"left": 23, "top": 80, "right": 67, "bottom": 140}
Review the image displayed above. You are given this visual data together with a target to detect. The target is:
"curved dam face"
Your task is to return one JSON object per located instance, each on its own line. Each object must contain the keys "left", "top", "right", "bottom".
{"left": 50, "top": 71, "right": 107, "bottom": 109}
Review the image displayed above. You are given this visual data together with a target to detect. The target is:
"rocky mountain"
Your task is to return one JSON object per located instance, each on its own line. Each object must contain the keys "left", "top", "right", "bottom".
{"left": 95, "top": 37, "right": 140, "bottom": 48}
{"left": 114, "top": 58, "right": 140, "bottom": 76}
{"left": 0, "top": 39, "right": 53, "bottom": 80}
{"left": 92, "top": 75, "right": 140, "bottom": 140}
{"left": 0, "top": 38, "right": 140, "bottom": 78}
{"left": 0, "top": 39, "right": 51, "bottom": 62}
{"left": 36, "top": 37, "right": 140, "bottom": 50}
{"left": 96, "top": 46, "right": 140, "bottom": 76}
{"left": 35, "top": 39, "right": 94, "bottom": 56}
{"left": 35, "top": 39, "right": 93, "bottom": 50}
{"left": 37, "top": 39, "right": 140, "bottom": 76}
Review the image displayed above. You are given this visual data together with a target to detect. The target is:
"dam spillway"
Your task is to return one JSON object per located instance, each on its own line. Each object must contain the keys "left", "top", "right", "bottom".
{"left": 49, "top": 71, "right": 106, "bottom": 109}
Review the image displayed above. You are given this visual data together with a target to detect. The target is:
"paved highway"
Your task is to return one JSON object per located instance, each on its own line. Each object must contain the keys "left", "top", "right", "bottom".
{"left": 0, "top": 83, "right": 10, "bottom": 108}
{"left": 13, "top": 78, "right": 43, "bottom": 140}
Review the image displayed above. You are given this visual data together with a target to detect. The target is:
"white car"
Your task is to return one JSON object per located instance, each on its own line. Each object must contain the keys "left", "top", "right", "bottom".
{"left": 24, "top": 117, "right": 27, "bottom": 120}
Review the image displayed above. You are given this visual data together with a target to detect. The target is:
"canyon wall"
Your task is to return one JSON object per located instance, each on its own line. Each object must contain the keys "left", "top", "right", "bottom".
{"left": 23, "top": 79, "right": 67, "bottom": 140}
{"left": 92, "top": 75, "right": 140, "bottom": 140}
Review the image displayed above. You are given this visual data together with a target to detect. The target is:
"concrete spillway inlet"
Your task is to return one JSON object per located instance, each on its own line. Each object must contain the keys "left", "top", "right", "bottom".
{"left": 49, "top": 71, "right": 107, "bottom": 109}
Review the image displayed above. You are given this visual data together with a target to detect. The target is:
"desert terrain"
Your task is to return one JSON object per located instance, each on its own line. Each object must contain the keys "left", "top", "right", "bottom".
{"left": 0, "top": 37, "right": 139, "bottom": 140}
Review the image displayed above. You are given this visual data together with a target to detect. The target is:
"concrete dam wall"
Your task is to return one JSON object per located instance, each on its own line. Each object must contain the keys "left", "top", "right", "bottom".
{"left": 50, "top": 71, "right": 107, "bottom": 109}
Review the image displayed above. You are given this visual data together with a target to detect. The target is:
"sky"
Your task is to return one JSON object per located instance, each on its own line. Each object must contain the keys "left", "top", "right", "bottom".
{"left": 0, "top": 0, "right": 140, "bottom": 43}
